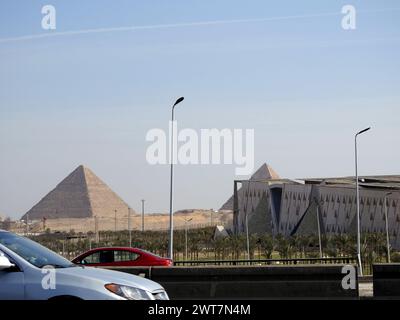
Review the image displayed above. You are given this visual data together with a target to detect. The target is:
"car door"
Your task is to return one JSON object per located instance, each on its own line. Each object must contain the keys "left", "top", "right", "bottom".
{"left": 0, "top": 251, "right": 25, "bottom": 300}
{"left": 113, "top": 250, "right": 140, "bottom": 266}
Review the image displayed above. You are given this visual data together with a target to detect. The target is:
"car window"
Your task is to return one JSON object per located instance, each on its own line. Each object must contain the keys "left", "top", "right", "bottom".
{"left": 114, "top": 250, "right": 139, "bottom": 262}
{"left": 100, "top": 251, "right": 114, "bottom": 263}
{"left": 137, "top": 249, "right": 163, "bottom": 259}
{"left": 83, "top": 250, "right": 114, "bottom": 264}
{"left": 82, "top": 251, "right": 101, "bottom": 264}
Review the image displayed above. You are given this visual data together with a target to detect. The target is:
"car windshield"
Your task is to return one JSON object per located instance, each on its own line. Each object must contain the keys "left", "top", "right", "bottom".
{"left": 0, "top": 231, "right": 75, "bottom": 268}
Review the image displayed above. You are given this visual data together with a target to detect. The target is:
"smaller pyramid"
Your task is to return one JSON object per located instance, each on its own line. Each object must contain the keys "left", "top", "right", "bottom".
{"left": 250, "top": 163, "right": 280, "bottom": 180}
{"left": 220, "top": 163, "right": 280, "bottom": 210}
{"left": 213, "top": 225, "right": 230, "bottom": 239}
{"left": 22, "top": 165, "right": 133, "bottom": 220}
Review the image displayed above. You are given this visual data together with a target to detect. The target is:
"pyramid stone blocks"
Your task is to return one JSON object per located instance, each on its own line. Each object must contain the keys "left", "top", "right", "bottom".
{"left": 22, "top": 165, "right": 132, "bottom": 220}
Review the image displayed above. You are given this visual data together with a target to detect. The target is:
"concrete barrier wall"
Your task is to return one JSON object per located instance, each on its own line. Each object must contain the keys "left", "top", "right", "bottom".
{"left": 106, "top": 264, "right": 359, "bottom": 300}
{"left": 373, "top": 263, "right": 400, "bottom": 299}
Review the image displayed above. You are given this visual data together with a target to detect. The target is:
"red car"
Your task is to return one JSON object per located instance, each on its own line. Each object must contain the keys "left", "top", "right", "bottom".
{"left": 72, "top": 247, "right": 173, "bottom": 267}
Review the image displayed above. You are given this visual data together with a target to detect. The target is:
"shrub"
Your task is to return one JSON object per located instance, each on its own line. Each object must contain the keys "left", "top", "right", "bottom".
{"left": 390, "top": 252, "right": 400, "bottom": 263}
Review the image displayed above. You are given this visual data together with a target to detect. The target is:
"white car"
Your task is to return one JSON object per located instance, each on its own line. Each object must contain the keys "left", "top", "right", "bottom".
{"left": 0, "top": 230, "right": 169, "bottom": 300}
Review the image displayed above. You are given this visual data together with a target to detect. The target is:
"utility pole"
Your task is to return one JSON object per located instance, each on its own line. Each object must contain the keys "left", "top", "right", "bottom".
{"left": 25, "top": 213, "right": 29, "bottom": 235}
{"left": 384, "top": 192, "right": 393, "bottom": 263}
{"left": 316, "top": 205, "right": 323, "bottom": 258}
{"left": 128, "top": 207, "right": 132, "bottom": 247}
{"left": 95, "top": 216, "right": 99, "bottom": 243}
{"left": 245, "top": 208, "right": 250, "bottom": 260}
{"left": 114, "top": 209, "right": 117, "bottom": 232}
{"left": 185, "top": 218, "right": 193, "bottom": 260}
{"left": 141, "top": 199, "right": 145, "bottom": 232}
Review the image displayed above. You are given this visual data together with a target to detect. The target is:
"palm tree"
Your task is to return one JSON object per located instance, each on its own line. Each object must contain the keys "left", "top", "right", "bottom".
{"left": 259, "top": 234, "right": 274, "bottom": 259}
{"left": 275, "top": 235, "right": 293, "bottom": 260}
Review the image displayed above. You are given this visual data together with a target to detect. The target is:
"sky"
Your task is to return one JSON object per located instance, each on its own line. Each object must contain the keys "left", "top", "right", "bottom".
{"left": 0, "top": 1, "right": 399, "bottom": 219}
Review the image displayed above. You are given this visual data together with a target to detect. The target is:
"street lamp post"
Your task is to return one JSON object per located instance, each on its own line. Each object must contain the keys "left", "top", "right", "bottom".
{"left": 128, "top": 207, "right": 132, "bottom": 247}
{"left": 94, "top": 216, "right": 99, "bottom": 243}
{"left": 384, "top": 192, "right": 392, "bottom": 263}
{"left": 212, "top": 209, "right": 219, "bottom": 225}
{"left": 141, "top": 199, "right": 145, "bottom": 232}
{"left": 245, "top": 207, "right": 250, "bottom": 260}
{"left": 355, "top": 127, "right": 371, "bottom": 277}
{"left": 169, "top": 97, "right": 184, "bottom": 260}
{"left": 185, "top": 218, "right": 193, "bottom": 261}
{"left": 315, "top": 201, "right": 323, "bottom": 259}
{"left": 25, "top": 213, "right": 29, "bottom": 236}
{"left": 242, "top": 181, "right": 252, "bottom": 260}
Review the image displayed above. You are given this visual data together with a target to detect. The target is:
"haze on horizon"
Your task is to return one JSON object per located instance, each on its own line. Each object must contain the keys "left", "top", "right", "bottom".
{"left": 0, "top": 1, "right": 399, "bottom": 219}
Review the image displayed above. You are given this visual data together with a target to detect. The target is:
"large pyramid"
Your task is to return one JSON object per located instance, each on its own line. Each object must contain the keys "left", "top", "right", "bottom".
{"left": 220, "top": 163, "right": 280, "bottom": 210}
{"left": 22, "top": 165, "right": 132, "bottom": 220}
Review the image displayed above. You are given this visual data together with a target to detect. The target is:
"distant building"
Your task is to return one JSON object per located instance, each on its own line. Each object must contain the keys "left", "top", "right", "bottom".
{"left": 221, "top": 163, "right": 400, "bottom": 249}
{"left": 22, "top": 165, "right": 134, "bottom": 221}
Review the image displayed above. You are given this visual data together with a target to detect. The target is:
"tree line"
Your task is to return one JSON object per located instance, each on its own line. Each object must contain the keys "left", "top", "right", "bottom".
{"left": 27, "top": 227, "right": 400, "bottom": 274}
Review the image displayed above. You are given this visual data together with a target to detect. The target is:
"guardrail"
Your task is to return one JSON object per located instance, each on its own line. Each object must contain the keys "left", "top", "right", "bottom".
{"left": 109, "top": 264, "right": 359, "bottom": 299}
{"left": 373, "top": 263, "right": 400, "bottom": 299}
{"left": 173, "top": 256, "right": 357, "bottom": 266}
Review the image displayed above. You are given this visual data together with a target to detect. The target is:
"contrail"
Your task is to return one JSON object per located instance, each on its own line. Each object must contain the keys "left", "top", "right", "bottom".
{"left": 0, "top": 13, "right": 338, "bottom": 44}
{"left": 0, "top": 8, "right": 399, "bottom": 44}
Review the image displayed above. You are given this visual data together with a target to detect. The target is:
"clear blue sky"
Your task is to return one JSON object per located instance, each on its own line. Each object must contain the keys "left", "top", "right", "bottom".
{"left": 0, "top": 1, "right": 399, "bottom": 219}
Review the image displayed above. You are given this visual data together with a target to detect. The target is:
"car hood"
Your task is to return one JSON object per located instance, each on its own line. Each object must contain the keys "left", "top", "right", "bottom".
{"left": 56, "top": 266, "right": 164, "bottom": 293}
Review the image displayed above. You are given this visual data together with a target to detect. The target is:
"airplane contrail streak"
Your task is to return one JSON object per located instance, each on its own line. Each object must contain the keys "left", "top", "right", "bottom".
{"left": 0, "top": 8, "right": 399, "bottom": 44}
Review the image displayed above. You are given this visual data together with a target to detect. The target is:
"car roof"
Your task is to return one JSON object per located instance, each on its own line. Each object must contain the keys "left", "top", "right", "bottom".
{"left": 78, "top": 247, "right": 146, "bottom": 254}
{"left": 87, "top": 247, "right": 140, "bottom": 251}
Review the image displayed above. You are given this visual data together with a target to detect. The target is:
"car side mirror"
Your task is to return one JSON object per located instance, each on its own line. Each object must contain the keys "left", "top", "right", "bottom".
{"left": 0, "top": 255, "right": 15, "bottom": 271}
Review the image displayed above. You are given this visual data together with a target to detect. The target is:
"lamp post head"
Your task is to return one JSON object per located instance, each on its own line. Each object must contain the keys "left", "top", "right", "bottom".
{"left": 173, "top": 97, "right": 184, "bottom": 108}
{"left": 356, "top": 127, "right": 371, "bottom": 136}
